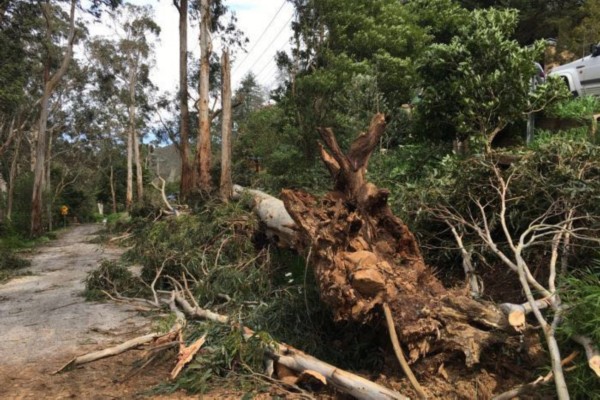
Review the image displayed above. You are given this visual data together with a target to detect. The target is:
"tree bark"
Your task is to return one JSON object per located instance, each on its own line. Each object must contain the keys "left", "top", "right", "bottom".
{"left": 110, "top": 164, "right": 117, "bottom": 214}
{"left": 126, "top": 128, "right": 133, "bottom": 211}
{"left": 195, "top": 0, "right": 212, "bottom": 192}
{"left": 129, "top": 64, "right": 143, "bottom": 202}
{"left": 133, "top": 121, "right": 143, "bottom": 200}
{"left": 46, "top": 130, "right": 53, "bottom": 231}
{"left": 175, "top": 0, "right": 193, "bottom": 200}
{"left": 280, "top": 114, "right": 514, "bottom": 370}
{"left": 232, "top": 185, "right": 298, "bottom": 248}
{"left": 7, "top": 134, "right": 20, "bottom": 221}
{"left": 31, "top": 0, "right": 76, "bottom": 236}
{"left": 220, "top": 48, "right": 232, "bottom": 201}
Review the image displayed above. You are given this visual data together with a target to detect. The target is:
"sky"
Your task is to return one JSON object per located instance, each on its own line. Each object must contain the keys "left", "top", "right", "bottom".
{"left": 86, "top": 0, "right": 295, "bottom": 96}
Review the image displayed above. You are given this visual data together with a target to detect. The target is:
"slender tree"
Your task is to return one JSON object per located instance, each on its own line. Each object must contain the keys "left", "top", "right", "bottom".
{"left": 173, "top": 0, "right": 193, "bottom": 200}
{"left": 31, "top": 0, "right": 76, "bottom": 236}
{"left": 195, "top": 0, "right": 212, "bottom": 192}
{"left": 89, "top": 5, "right": 159, "bottom": 210}
{"left": 219, "top": 48, "right": 232, "bottom": 201}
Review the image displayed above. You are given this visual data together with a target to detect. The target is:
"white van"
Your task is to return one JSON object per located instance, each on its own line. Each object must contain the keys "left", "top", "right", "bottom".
{"left": 549, "top": 44, "right": 600, "bottom": 97}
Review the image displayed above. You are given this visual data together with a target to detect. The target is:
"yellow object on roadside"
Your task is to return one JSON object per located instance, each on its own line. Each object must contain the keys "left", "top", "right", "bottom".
{"left": 60, "top": 205, "right": 69, "bottom": 216}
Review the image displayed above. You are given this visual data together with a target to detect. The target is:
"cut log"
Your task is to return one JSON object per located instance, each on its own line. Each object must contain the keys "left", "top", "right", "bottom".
{"left": 500, "top": 298, "right": 551, "bottom": 331}
{"left": 572, "top": 335, "right": 600, "bottom": 377}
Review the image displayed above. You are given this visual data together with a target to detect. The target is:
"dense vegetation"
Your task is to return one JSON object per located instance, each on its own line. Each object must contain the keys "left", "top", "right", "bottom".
{"left": 2, "top": 0, "right": 600, "bottom": 398}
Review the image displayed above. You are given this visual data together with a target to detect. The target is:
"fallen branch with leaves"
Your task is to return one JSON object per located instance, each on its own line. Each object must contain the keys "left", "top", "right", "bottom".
{"left": 57, "top": 285, "right": 408, "bottom": 400}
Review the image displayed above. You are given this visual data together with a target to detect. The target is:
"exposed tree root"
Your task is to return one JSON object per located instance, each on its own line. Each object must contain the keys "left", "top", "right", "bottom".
{"left": 279, "top": 114, "right": 516, "bottom": 370}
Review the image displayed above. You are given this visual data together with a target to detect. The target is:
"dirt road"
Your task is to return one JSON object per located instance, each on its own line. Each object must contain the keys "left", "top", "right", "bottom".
{"left": 0, "top": 225, "right": 160, "bottom": 399}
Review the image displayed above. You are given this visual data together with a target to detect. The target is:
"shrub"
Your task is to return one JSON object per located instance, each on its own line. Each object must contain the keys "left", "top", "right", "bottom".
{"left": 84, "top": 259, "right": 146, "bottom": 300}
{"left": 559, "top": 268, "right": 600, "bottom": 397}
{"left": 0, "top": 249, "right": 31, "bottom": 282}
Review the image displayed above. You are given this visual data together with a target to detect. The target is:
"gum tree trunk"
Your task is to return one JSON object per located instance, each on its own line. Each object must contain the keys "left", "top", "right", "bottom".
{"left": 31, "top": 0, "right": 76, "bottom": 236}
{"left": 219, "top": 49, "right": 232, "bottom": 201}
{"left": 195, "top": 0, "right": 212, "bottom": 192}
{"left": 175, "top": 0, "right": 193, "bottom": 200}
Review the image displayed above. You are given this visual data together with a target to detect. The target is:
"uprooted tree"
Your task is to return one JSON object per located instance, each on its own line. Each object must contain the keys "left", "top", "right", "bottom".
{"left": 280, "top": 114, "right": 510, "bottom": 364}
{"left": 239, "top": 113, "right": 599, "bottom": 398}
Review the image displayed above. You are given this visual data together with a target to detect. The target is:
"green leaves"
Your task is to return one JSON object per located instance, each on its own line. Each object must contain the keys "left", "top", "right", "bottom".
{"left": 417, "top": 8, "right": 558, "bottom": 150}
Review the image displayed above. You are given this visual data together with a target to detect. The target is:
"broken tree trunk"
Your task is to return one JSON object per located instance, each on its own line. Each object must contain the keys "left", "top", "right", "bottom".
{"left": 279, "top": 114, "right": 515, "bottom": 368}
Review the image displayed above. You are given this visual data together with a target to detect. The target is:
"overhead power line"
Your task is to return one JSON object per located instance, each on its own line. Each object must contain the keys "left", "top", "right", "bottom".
{"left": 254, "top": 40, "right": 289, "bottom": 80}
{"left": 242, "top": 14, "right": 293, "bottom": 77}
{"left": 233, "top": 0, "right": 287, "bottom": 73}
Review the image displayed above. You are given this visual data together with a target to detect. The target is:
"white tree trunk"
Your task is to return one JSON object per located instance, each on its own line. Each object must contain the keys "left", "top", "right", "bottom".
{"left": 232, "top": 185, "right": 297, "bottom": 247}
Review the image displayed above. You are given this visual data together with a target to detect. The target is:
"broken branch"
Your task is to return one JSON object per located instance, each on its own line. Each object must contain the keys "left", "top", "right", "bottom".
{"left": 572, "top": 335, "right": 600, "bottom": 377}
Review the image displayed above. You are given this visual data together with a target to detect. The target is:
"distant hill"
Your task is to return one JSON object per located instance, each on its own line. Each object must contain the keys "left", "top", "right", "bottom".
{"left": 148, "top": 144, "right": 181, "bottom": 183}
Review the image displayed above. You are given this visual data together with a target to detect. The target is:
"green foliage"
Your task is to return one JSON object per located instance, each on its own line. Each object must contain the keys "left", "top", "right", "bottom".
{"left": 233, "top": 104, "right": 331, "bottom": 193}
{"left": 125, "top": 200, "right": 257, "bottom": 288}
{"left": 458, "top": 0, "right": 585, "bottom": 50}
{"left": 0, "top": 249, "right": 31, "bottom": 282}
{"left": 559, "top": 268, "right": 600, "bottom": 397}
{"left": 170, "top": 324, "right": 273, "bottom": 394}
{"left": 545, "top": 96, "right": 600, "bottom": 120}
{"left": 84, "top": 259, "right": 146, "bottom": 300}
{"left": 417, "top": 8, "right": 566, "bottom": 150}
{"left": 368, "top": 131, "right": 600, "bottom": 288}
{"left": 558, "top": 0, "right": 600, "bottom": 61}
{"left": 121, "top": 200, "right": 385, "bottom": 394}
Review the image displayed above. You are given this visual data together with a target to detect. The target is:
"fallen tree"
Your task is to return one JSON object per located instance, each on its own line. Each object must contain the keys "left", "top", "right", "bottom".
{"left": 277, "top": 115, "right": 514, "bottom": 368}
{"left": 235, "top": 114, "right": 600, "bottom": 398}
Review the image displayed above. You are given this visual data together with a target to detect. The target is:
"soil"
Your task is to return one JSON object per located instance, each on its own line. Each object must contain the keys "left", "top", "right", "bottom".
{"left": 0, "top": 225, "right": 198, "bottom": 400}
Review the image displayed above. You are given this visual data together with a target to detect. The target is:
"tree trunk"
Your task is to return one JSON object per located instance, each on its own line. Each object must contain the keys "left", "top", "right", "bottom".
{"left": 220, "top": 49, "right": 232, "bottom": 201}
{"left": 0, "top": 170, "right": 6, "bottom": 224}
{"left": 232, "top": 185, "right": 298, "bottom": 248}
{"left": 46, "top": 130, "right": 53, "bottom": 232}
{"left": 128, "top": 66, "right": 143, "bottom": 202}
{"left": 31, "top": 91, "right": 50, "bottom": 236}
{"left": 176, "top": 0, "right": 193, "bottom": 201}
{"left": 133, "top": 124, "right": 143, "bottom": 201}
{"left": 280, "top": 114, "right": 516, "bottom": 371}
{"left": 195, "top": 0, "right": 212, "bottom": 192}
{"left": 31, "top": 0, "right": 76, "bottom": 236}
{"left": 126, "top": 128, "right": 133, "bottom": 211}
{"left": 7, "top": 134, "right": 20, "bottom": 221}
{"left": 110, "top": 165, "right": 117, "bottom": 214}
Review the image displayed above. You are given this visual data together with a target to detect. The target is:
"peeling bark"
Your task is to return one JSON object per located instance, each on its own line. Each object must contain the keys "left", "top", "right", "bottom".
{"left": 195, "top": 0, "right": 212, "bottom": 192}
